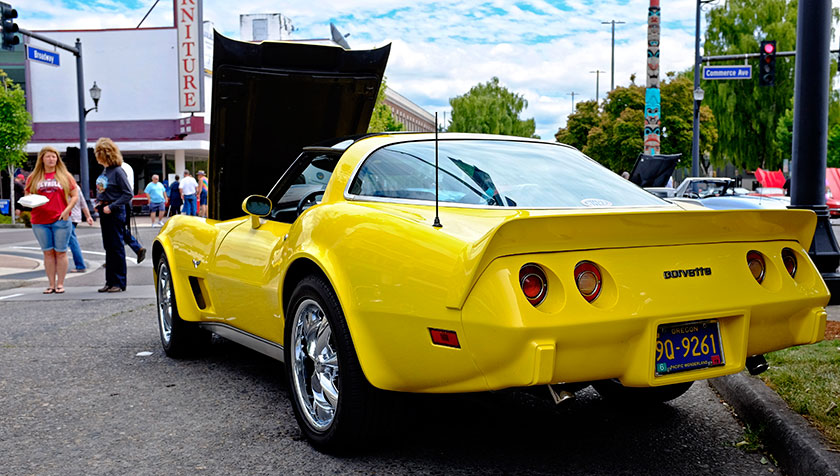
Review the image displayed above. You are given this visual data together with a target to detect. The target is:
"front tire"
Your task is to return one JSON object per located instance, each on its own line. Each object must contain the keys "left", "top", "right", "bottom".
{"left": 592, "top": 379, "right": 693, "bottom": 404}
{"left": 285, "top": 275, "right": 377, "bottom": 453}
{"left": 156, "top": 251, "right": 208, "bottom": 358}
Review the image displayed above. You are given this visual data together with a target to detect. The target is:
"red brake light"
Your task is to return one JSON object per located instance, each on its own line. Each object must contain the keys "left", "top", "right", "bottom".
{"left": 519, "top": 263, "right": 547, "bottom": 306}
{"left": 747, "top": 251, "right": 766, "bottom": 283}
{"left": 782, "top": 248, "right": 797, "bottom": 277}
{"left": 574, "top": 261, "right": 602, "bottom": 302}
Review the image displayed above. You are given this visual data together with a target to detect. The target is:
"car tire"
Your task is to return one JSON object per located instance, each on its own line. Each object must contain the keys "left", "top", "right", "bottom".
{"left": 592, "top": 379, "right": 693, "bottom": 404}
{"left": 155, "top": 251, "right": 208, "bottom": 358}
{"left": 285, "top": 275, "right": 378, "bottom": 453}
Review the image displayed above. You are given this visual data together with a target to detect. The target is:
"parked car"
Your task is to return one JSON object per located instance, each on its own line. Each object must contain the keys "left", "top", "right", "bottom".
{"left": 151, "top": 35, "right": 830, "bottom": 453}
{"left": 674, "top": 177, "right": 788, "bottom": 210}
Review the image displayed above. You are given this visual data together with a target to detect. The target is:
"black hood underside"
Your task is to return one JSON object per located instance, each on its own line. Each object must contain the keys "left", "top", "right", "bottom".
{"left": 209, "top": 32, "right": 390, "bottom": 220}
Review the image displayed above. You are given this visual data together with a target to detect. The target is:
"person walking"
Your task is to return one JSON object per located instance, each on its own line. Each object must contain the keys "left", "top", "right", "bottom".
{"left": 180, "top": 169, "right": 198, "bottom": 216}
{"left": 24, "top": 146, "right": 79, "bottom": 294}
{"left": 118, "top": 160, "right": 145, "bottom": 263}
{"left": 168, "top": 175, "right": 182, "bottom": 216}
{"left": 144, "top": 174, "right": 168, "bottom": 227}
{"left": 94, "top": 138, "right": 133, "bottom": 293}
{"left": 68, "top": 179, "right": 94, "bottom": 273}
{"left": 197, "top": 170, "right": 208, "bottom": 218}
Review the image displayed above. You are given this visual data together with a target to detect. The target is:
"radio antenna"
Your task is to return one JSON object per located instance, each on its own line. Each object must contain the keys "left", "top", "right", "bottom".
{"left": 433, "top": 112, "right": 442, "bottom": 228}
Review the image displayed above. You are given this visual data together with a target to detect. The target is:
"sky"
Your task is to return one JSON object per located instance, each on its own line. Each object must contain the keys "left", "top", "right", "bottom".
{"left": 10, "top": 0, "right": 807, "bottom": 139}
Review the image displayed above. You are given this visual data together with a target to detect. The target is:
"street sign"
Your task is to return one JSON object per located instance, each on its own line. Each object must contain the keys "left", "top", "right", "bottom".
{"left": 703, "top": 65, "right": 751, "bottom": 80}
{"left": 26, "top": 45, "right": 60, "bottom": 67}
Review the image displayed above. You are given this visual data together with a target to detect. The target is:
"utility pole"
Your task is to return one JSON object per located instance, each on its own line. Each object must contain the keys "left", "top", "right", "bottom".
{"left": 590, "top": 70, "right": 605, "bottom": 106}
{"left": 601, "top": 20, "right": 626, "bottom": 91}
{"left": 568, "top": 91, "right": 578, "bottom": 112}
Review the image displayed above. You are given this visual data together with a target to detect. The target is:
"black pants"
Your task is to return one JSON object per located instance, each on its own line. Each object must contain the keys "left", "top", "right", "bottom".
{"left": 101, "top": 206, "right": 127, "bottom": 289}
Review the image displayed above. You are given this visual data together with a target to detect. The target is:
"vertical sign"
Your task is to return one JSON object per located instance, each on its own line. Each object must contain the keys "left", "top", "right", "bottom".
{"left": 644, "top": 0, "right": 661, "bottom": 155}
{"left": 175, "top": 0, "right": 205, "bottom": 112}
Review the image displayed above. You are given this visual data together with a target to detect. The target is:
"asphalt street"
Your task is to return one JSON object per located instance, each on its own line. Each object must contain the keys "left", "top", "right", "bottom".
{"left": 0, "top": 217, "right": 833, "bottom": 475}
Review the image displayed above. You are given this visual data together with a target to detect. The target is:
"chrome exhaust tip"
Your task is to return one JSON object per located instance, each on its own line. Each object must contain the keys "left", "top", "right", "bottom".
{"left": 547, "top": 384, "right": 576, "bottom": 405}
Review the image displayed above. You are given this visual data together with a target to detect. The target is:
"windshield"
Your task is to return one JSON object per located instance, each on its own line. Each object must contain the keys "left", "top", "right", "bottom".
{"left": 348, "top": 140, "right": 665, "bottom": 208}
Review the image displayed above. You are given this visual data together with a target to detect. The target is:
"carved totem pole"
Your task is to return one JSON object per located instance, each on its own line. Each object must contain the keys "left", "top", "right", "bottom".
{"left": 644, "top": 0, "right": 661, "bottom": 155}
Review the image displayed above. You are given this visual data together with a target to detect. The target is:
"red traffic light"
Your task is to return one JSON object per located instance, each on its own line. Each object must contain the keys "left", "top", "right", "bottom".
{"left": 763, "top": 42, "right": 775, "bottom": 54}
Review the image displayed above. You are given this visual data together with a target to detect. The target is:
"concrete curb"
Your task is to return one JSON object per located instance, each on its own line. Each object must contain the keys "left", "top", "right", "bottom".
{"left": 0, "top": 224, "right": 26, "bottom": 228}
{"left": 710, "top": 372, "right": 840, "bottom": 476}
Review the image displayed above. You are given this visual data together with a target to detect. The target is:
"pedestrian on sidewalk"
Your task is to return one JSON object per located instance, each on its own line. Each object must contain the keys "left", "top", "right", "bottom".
{"left": 24, "top": 146, "right": 79, "bottom": 294}
{"left": 197, "top": 170, "right": 208, "bottom": 218}
{"left": 144, "top": 174, "right": 168, "bottom": 227}
{"left": 68, "top": 179, "right": 94, "bottom": 273}
{"left": 94, "top": 138, "right": 133, "bottom": 293}
{"left": 180, "top": 170, "right": 198, "bottom": 216}
{"left": 168, "top": 175, "right": 182, "bottom": 216}
{"left": 119, "top": 160, "right": 146, "bottom": 263}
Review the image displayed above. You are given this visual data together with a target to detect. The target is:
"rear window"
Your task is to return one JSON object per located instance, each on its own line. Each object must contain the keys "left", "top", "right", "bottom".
{"left": 348, "top": 139, "right": 665, "bottom": 208}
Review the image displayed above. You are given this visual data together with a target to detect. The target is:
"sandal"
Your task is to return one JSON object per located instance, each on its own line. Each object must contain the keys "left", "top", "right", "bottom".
{"left": 55, "top": 286, "right": 65, "bottom": 294}
{"left": 43, "top": 287, "right": 55, "bottom": 294}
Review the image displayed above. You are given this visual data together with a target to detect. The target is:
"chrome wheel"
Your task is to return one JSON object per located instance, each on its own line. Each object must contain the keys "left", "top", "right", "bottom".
{"left": 157, "top": 260, "right": 173, "bottom": 345}
{"left": 291, "top": 298, "right": 339, "bottom": 431}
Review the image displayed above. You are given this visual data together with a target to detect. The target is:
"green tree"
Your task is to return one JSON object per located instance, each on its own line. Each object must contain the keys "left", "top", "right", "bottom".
{"left": 703, "top": 0, "right": 799, "bottom": 170}
{"left": 0, "top": 69, "right": 33, "bottom": 222}
{"left": 827, "top": 123, "right": 840, "bottom": 168}
{"left": 554, "top": 76, "right": 717, "bottom": 174}
{"left": 448, "top": 77, "right": 538, "bottom": 138}
{"left": 368, "top": 76, "right": 405, "bottom": 133}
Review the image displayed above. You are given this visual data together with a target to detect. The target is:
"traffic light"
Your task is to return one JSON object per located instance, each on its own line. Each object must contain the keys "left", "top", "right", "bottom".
{"left": 759, "top": 40, "right": 776, "bottom": 86}
{"left": 1, "top": 3, "right": 19, "bottom": 51}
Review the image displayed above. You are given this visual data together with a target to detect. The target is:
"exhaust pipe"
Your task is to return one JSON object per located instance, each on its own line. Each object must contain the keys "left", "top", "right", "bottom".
{"left": 746, "top": 354, "right": 769, "bottom": 375}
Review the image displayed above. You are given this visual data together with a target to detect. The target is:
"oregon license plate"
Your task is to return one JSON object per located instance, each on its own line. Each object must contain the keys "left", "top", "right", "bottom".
{"left": 655, "top": 320, "right": 725, "bottom": 375}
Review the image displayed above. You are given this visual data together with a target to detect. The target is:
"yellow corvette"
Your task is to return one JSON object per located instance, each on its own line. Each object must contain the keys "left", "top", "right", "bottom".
{"left": 153, "top": 131, "right": 829, "bottom": 449}
{"left": 153, "top": 36, "right": 829, "bottom": 452}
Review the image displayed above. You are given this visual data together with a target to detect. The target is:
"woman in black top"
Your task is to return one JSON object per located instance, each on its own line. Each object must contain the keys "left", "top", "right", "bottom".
{"left": 168, "top": 175, "right": 182, "bottom": 215}
{"left": 94, "top": 137, "right": 133, "bottom": 292}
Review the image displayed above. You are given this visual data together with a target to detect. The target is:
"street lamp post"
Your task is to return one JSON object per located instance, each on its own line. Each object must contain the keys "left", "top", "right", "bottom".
{"left": 691, "top": 0, "right": 702, "bottom": 177}
{"left": 601, "top": 20, "right": 626, "bottom": 91}
{"left": 590, "top": 70, "right": 606, "bottom": 106}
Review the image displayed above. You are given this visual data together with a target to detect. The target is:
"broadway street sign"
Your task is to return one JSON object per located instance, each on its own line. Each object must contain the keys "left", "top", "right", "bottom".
{"left": 703, "top": 65, "right": 751, "bottom": 80}
{"left": 26, "top": 45, "right": 60, "bottom": 67}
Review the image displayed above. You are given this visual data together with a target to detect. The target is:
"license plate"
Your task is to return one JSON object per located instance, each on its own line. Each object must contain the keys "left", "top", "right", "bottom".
{"left": 655, "top": 320, "right": 725, "bottom": 375}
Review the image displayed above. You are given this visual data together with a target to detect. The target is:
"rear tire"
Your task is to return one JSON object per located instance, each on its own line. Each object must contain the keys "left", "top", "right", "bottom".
{"left": 592, "top": 379, "right": 693, "bottom": 404}
{"left": 156, "top": 251, "right": 208, "bottom": 358}
{"left": 285, "top": 275, "right": 378, "bottom": 453}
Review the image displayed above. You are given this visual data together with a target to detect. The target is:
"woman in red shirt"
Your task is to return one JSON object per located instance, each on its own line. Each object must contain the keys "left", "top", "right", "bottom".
{"left": 25, "top": 146, "right": 79, "bottom": 294}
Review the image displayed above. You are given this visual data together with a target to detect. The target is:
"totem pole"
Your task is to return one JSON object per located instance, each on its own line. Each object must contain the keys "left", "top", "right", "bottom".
{"left": 644, "top": 0, "right": 661, "bottom": 155}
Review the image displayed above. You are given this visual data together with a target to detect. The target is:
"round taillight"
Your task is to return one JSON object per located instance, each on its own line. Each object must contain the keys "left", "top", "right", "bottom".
{"left": 574, "top": 261, "right": 602, "bottom": 302}
{"left": 782, "top": 248, "right": 797, "bottom": 277}
{"left": 747, "top": 251, "right": 766, "bottom": 283}
{"left": 519, "top": 264, "right": 547, "bottom": 306}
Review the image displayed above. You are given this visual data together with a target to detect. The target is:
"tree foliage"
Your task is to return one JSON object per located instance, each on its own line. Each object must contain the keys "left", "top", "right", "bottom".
{"left": 703, "top": 0, "right": 797, "bottom": 170}
{"left": 448, "top": 77, "right": 538, "bottom": 138}
{"left": 368, "top": 76, "right": 405, "bottom": 133}
{"left": 555, "top": 76, "right": 717, "bottom": 174}
{"left": 0, "top": 68, "right": 32, "bottom": 174}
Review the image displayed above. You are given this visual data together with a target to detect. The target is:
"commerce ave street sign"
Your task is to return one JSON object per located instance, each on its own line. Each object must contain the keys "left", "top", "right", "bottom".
{"left": 703, "top": 65, "right": 751, "bottom": 80}
{"left": 26, "top": 45, "right": 60, "bottom": 67}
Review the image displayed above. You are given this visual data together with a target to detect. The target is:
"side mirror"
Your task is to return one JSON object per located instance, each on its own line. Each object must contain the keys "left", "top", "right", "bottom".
{"left": 241, "top": 195, "right": 272, "bottom": 228}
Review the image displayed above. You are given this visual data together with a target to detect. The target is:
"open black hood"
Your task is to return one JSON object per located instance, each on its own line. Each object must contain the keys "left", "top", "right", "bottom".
{"left": 209, "top": 32, "right": 390, "bottom": 220}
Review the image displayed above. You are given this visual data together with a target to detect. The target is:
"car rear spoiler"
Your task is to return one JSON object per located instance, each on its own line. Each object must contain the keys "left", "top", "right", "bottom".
{"left": 447, "top": 208, "right": 818, "bottom": 308}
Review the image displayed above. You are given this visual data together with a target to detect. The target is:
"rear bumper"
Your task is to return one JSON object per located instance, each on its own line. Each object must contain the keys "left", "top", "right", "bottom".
{"left": 460, "top": 243, "right": 829, "bottom": 390}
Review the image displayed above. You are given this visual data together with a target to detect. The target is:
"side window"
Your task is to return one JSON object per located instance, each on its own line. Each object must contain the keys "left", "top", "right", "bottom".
{"left": 268, "top": 153, "right": 338, "bottom": 221}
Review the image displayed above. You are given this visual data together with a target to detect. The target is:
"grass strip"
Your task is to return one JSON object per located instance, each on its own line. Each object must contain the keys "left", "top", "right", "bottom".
{"left": 762, "top": 338, "right": 840, "bottom": 449}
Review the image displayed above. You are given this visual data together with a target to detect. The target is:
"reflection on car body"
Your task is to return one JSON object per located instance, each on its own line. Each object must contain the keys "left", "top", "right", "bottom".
{"left": 153, "top": 133, "right": 830, "bottom": 453}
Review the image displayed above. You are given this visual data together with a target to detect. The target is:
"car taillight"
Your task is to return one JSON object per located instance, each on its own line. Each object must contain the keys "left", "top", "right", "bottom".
{"left": 782, "top": 248, "right": 797, "bottom": 277}
{"left": 747, "top": 251, "right": 765, "bottom": 283}
{"left": 519, "top": 263, "right": 547, "bottom": 306}
{"left": 574, "top": 261, "right": 602, "bottom": 302}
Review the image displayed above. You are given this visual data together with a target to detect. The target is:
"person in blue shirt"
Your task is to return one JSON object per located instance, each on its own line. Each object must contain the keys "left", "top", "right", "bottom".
{"left": 143, "top": 174, "right": 168, "bottom": 227}
{"left": 168, "top": 175, "right": 182, "bottom": 216}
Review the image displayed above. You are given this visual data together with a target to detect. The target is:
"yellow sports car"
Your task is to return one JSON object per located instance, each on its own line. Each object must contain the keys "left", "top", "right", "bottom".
{"left": 153, "top": 35, "right": 829, "bottom": 452}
